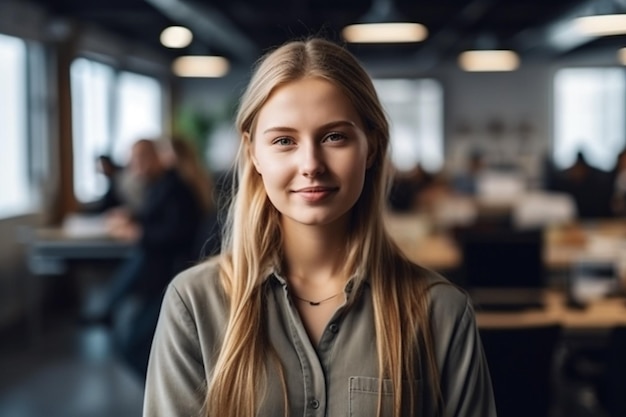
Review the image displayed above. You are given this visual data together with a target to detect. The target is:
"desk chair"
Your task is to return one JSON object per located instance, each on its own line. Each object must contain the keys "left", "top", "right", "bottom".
{"left": 604, "top": 326, "right": 626, "bottom": 417}
{"left": 566, "top": 325, "right": 626, "bottom": 417}
{"left": 479, "top": 324, "right": 562, "bottom": 417}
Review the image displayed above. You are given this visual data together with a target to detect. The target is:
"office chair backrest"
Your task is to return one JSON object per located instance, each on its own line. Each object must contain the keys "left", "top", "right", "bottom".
{"left": 479, "top": 324, "right": 562, "bottom": 417}
{"left": 605, "top": 326, "right": 626, "bottom": 417}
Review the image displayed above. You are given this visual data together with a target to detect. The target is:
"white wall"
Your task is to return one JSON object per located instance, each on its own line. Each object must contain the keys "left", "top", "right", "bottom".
{"left": 441, "top": 61, "right": 551, "bottom": 173}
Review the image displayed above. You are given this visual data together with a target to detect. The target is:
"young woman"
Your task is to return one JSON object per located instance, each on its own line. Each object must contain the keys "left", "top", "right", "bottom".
{"left": 143, "top": 38, "right": 495, "bottom": 417}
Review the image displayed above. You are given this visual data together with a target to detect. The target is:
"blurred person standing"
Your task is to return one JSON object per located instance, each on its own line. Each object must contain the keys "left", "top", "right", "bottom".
{"left": 160, "top": 136, "right": 222, "bottom": 257}
{"left": 87, "top": 138, "right": 204, "bottom": 377}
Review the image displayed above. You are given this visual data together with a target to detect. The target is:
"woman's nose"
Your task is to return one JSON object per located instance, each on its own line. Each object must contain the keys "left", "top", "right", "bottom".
{"left": 299, "top": 143, "right": 326, "bottom": 178}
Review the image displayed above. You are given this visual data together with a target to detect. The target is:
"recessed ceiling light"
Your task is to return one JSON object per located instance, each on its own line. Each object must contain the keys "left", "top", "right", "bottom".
{"left": 172, "top": 56, "right": 229, "bottom": 78}
{"left": 342, "top": 22, "right": 428, "bottom": 43}
{"left": 160, "top": 26, "right": 193, "bottom": 48}
{"left": 574, "top": 14, "right": 626, "bottom": 37}
{"left": 458, "top": 50, "right": 520, "bottom": 72}
{"left": 342, "top": 0, "right": 427, "bottom": 43}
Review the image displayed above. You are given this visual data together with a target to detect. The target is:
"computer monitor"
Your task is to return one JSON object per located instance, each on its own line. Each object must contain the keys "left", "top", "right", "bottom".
{"left": 457, "top": 227, "right": 545, "bottom": 310}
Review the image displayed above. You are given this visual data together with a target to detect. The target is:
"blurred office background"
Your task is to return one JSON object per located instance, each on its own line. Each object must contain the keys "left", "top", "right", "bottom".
{"left": 2, "top": 0, "right": 626, "bottom": 416}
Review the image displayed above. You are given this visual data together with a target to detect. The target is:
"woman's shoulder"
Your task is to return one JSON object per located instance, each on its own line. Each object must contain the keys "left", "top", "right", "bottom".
{"left": 167, "top": 256, "right": 227, "bottom": 311}
{"left": 416, "top": 266, "right": 472, "bottom": 325}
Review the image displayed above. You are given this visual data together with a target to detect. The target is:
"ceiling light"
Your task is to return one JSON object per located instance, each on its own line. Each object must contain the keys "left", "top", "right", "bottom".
{"left": 574, "top": 14, "right": 626, "bottom": 37}
{"left": 342, "top": 0, "right": 428, "bottom": 43}
{"left": 343, "top": 22, "right": 427, "bottom": 43}
{"left": 619, "top": 47, "right": 626, "bottom": 65}
{"left": 160, "top": 26, "right": 193, "bottom": 48}
{"left": 458, "top": 50, "right": 520, "bottom": 72}
{"left": 172, "top": 56, "right": 229, "bottom": 77}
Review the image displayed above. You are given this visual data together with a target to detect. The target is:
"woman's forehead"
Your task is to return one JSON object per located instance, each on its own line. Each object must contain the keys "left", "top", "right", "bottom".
{"left": 254, "top": 78, "right": 363, "bottom": 133}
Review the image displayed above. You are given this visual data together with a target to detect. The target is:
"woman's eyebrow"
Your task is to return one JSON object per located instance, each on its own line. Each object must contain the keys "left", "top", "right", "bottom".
{"left": 262, "top": 120, "right": 357, "bottom": 135}
{"left": 262, "top": 126, "right": 298, "bottom": 135}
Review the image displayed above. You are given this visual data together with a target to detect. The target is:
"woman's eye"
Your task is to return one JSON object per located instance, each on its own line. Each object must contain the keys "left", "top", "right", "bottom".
{"left": 324, "top": 132, "right": 346, "bottom": 143}
{"left": 273, "top": 137, "right": 294, "bottom": 146}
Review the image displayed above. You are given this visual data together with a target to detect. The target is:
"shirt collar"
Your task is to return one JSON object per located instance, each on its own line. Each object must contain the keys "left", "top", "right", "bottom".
{"left": 268, "top": 268, "right": 361, "bottom": 296}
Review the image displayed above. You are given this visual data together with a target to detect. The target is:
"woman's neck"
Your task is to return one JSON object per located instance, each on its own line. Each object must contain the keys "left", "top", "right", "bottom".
{"left": 281, "top": 219, "right": 349, "bottom": 286}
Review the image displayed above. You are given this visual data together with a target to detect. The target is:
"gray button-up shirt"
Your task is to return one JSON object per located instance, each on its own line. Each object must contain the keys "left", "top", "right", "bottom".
{"left": 143, "top": 260, "right": 496, "bottom": 417}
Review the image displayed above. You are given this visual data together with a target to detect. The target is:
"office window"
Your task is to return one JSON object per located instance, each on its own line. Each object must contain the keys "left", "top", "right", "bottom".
{"left": 71, "top": 59, "right": 163, "bottom": 203}
{"left": 553, "top": 68, "right": 626, "bottom": 171}
{"left": 373, "top": 79, "right": 444, "bottom": 172}
{"left": 71, "top": 58, "right": 115, "bottom": 203}
{"left": 0, "top": 33, "right": 29, "bottom": 218}
{"left": 113, "top": 71, "right": 162, "bottom": 164}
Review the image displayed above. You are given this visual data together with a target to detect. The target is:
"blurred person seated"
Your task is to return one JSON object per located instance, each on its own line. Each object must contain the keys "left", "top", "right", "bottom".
{"left": 116, "top": 163, "right": 147, "bottom": 217}
{"left": 388, "top": 164, "right": 437, "bottom": 212}
{"left": 80, "top": 155, "right": 124, "bottom": 214}
{"left": 84, "top": 138, "right": 205, "bottom": 378}
{"left": 551, "top": 151, "right": 613, "bottom": 219}
{"left": 451, "top": 149, "right": 486, "bottom": 196}
{"left": 80, "top": 153, "right": 146, "bottom": 218}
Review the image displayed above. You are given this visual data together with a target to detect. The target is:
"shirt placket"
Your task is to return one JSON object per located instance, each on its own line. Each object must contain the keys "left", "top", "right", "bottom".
{"left": 275, "top": 278, "right": 351, "bottom": 417}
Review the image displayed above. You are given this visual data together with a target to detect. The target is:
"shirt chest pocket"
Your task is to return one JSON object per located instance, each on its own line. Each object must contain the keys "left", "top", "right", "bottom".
{"left": 348, "top": 376, "right": 423, "bottom": 417}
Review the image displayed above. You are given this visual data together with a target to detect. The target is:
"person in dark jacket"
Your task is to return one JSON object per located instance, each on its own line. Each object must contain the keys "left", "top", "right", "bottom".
{"left": 89, "top": 138, "right": 203, "bottom": 377}
{"left": 552, "top": 151, "right": 613, "bottom": 219}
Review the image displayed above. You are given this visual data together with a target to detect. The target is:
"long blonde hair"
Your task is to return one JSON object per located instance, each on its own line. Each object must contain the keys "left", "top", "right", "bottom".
{"left": 207, "top": 37, "right": 441, "bottom": 417}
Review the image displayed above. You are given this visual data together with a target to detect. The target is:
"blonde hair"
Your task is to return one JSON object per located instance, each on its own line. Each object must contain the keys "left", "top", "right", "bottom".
{"left": 207, "top": 38, "right": 441, "bottom": 417}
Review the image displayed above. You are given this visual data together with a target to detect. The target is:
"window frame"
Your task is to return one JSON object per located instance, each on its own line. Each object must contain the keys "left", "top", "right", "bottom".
{"left": 0, "top": 32, "right": 38, "bottom": 219}
{"left": 372, "top": 78, "right": 445, "bottom": 173}
{"left": 552, "top": 66, "right": 626, "bottom": 172}
{"left": 70, "top": 55, "right": 166, "bottom": 204}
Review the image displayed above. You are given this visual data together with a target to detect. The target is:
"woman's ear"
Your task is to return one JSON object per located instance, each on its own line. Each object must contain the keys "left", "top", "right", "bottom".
{"left": 244, "top": 132, "right": 261, "bottom": 174}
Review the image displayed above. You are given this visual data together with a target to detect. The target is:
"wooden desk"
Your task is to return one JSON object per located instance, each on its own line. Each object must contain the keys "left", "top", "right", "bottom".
{"left": 26, "top": 214, "right": 135, "bottom": 274}
{"left": 387, "top": 213, "right": 626, "bottom": 274}
{"left": 28, "top": 227, "right": 133, "bottom": 275}
{"left": 386, "top": 213, "right": 626, "bottom": 330}
{"left": 23, "top": 216, "right": 133, "bottom": 343}
{"left": 475, "top": 290, "right": 626, "bottom": 330}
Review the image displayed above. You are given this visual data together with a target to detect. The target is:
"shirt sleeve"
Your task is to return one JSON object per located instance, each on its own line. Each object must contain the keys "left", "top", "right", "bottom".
{"left": 143, "top": 284, "right": 207, "bottom": 417}
{"left": 438, "top": 299, "right": 496, "bottom": 417}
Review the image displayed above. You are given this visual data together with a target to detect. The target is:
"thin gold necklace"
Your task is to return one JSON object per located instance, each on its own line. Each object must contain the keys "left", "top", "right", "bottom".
{"left": 291, "top": 291, "right": 343, "bottom": 306}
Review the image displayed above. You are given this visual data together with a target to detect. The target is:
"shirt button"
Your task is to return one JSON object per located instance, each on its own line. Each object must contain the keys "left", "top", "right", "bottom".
{"left": 310, "top": 399, "right": 320, "bottom": 409}
{"left": 329, "top": 323, "right": 339, "bottom": 334}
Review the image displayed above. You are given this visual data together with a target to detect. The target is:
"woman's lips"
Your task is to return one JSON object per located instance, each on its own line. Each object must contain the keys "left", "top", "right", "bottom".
{"left": 293, "top": 186, "right": 338, "bottom": 202}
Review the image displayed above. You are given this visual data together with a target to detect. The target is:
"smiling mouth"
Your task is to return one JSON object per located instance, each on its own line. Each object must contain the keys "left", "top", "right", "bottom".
{"left": 293, "top": 186, "right": 338, "bottom": 202}
{"left": 295, "top": 186, "right": 337, "bottom": 193}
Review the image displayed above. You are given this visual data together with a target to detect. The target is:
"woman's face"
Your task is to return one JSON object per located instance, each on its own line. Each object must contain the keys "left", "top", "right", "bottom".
{"left": 251, "top": 77, "right": 371, "bottom": 229}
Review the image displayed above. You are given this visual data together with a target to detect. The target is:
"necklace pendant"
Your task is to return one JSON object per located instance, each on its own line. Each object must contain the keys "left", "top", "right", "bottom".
{"left": 309, "top": 301, "right": 321, "bottom": 306}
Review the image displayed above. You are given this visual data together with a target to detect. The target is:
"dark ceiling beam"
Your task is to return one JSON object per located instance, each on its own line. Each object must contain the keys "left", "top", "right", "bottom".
{"left": 355, "top": 0, "right": 498, "bottom": 76}
{"left": 514, "top": 0, "right": 626, "bottom": 55}
{"left": 144, "top": 0, "right": 259, "bottom": 63}
{"left": 409, "top": 0, "right": 497, "bottom": 72}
